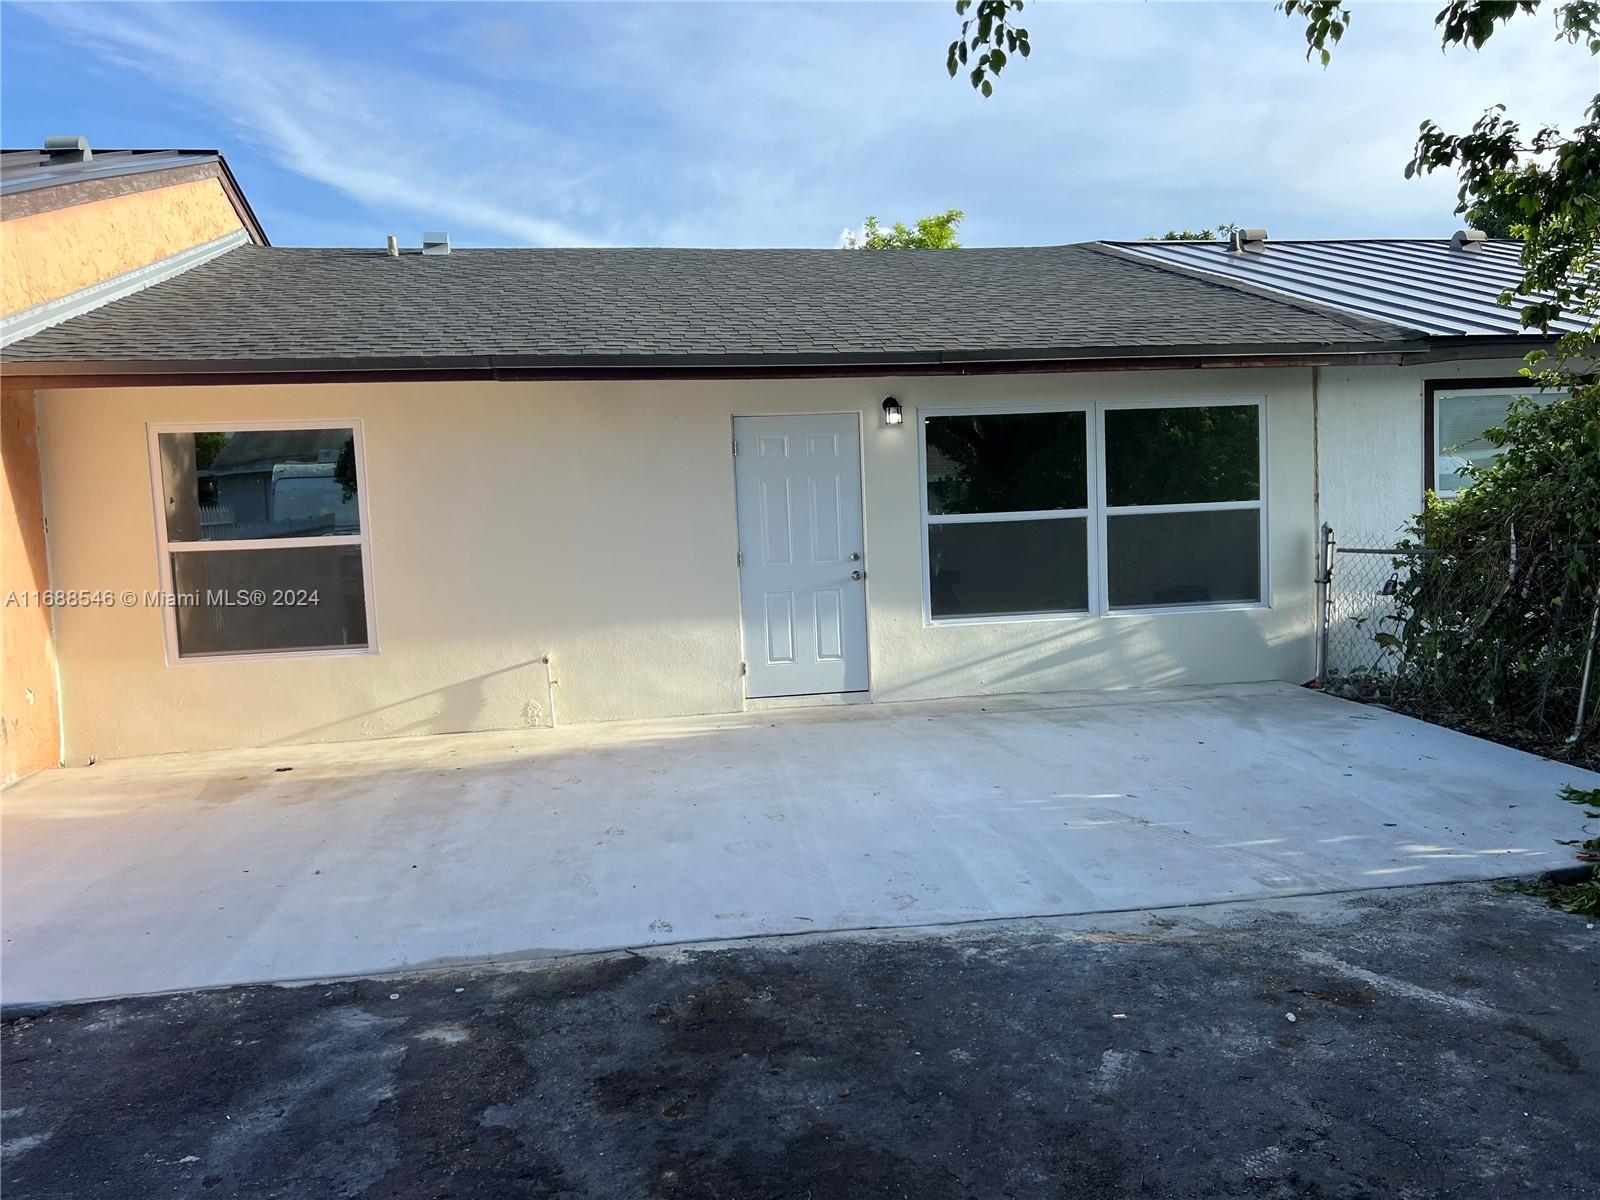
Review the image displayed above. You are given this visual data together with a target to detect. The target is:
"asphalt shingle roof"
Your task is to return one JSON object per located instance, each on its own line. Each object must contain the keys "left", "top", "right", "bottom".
{"left": 2, "top": 243, "right": 1424, "bottom": 372}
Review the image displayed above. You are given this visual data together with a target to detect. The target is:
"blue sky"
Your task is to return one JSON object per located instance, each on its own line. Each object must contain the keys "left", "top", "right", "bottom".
{"left": 3, "top": 2, "right": 1592, "bottom": 248}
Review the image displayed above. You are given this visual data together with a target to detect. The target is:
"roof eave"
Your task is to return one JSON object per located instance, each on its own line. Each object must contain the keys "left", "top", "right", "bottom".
{"left": 1, "top": 340, "right": 1444, "bottom": 388}
{"left": 214, "top": 153, "right": 269, "bottom": 247}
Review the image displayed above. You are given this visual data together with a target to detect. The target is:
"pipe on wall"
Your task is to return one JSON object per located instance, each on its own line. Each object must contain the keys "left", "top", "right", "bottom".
{"left": 543, "top": 653, "right": 558, "bottom": 729}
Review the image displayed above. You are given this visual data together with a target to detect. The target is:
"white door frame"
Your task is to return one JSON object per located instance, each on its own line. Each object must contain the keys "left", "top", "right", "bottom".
{"left": 731, "top": 410, "right": 872, "bottom": 699}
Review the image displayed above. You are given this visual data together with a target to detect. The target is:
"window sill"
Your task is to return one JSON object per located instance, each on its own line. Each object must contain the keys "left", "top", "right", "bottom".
{"left": 926, "top": 610, "right": 1094, "bottom": 628}
{"left": 925, "top": 600, "right": 1270, "bottom": 627}
{"left": 1103, "top": 600, "right": 1269, "bottom": 618}
{"left": 171, "top": 644, "right": 377, "bottom": 666}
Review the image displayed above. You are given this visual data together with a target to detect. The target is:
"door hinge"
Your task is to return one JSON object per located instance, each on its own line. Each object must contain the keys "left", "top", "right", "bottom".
{"left": 740, "top": 661, "right": 748, "bottom": 676}
{"left": 732, "top": 439, "right": 738, "bottom": 457}
{"left": 736, "top": 550, "right": 744, "bottom": 567}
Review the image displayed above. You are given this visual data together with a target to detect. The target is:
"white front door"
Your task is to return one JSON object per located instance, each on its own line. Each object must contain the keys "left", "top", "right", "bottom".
{"left": 734, "top": 414, "right": 869, "bottom": 697}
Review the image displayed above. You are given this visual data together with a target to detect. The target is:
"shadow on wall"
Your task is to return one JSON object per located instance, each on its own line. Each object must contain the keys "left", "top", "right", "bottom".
{"left": 881, "top": 595, "right": 1306, "bottom": 703}
{"left": 883, "top": 518, "right": 1313, "bottom": 701}
{"left": 2, "top": 388, "right": 60, "bottom": 783}
{"left": 260, "top": 581, "right": 1307, "bottom": 755}
{"left": 3, "top": 399, "right": 50, "bottom": 604}
{"left": 268, "top": 656, "right": 554, "bottom": 749}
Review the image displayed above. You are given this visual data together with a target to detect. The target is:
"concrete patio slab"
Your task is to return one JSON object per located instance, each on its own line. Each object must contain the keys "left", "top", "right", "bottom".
{"left": 3, "top": 682, "right": 1594, "bottom": 1006}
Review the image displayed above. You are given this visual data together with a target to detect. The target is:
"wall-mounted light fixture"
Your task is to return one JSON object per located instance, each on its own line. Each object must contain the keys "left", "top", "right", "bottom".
{"left": 882, "top": 397, "right": 904, "bottom": 427}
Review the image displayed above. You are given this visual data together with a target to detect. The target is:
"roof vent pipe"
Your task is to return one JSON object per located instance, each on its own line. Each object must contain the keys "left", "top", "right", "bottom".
{"left": 386, "top": 235, "right": 399, "bottom": 257}
{"left": 43, "top": 135, "right": 92, "bottom": 162}
{"left": 421, "top": 231, "right": 451, "bottom": 256}
{"left": 1451, "top": 228, "right": 1488, "bottom": 252}
{"left": 1228, "top": 228, "right": 1268, "bottom": 254}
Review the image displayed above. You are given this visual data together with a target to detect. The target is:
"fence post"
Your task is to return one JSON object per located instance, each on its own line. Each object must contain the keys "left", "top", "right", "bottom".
{"left": 1570, "top": 587, "right": 1600, "bottom": 747}
{"left": 1314, "top": 523, "right": 1334, "bottom": 686}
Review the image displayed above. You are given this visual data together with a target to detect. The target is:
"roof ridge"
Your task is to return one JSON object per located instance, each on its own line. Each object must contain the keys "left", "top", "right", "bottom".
{"left": 1086, "top": 242, "right": 1426, "bottom": 342}
{"left": 195, "top": 239, "right": 1518, "bottom": 255}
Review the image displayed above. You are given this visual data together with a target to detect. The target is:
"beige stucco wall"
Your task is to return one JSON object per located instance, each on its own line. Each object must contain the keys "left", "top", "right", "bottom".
{"left": 1315, "top": 356, "right": 1535, "bottom": 546}
{"left": 36, "top": 369, "right": 1321, "bottom": 761}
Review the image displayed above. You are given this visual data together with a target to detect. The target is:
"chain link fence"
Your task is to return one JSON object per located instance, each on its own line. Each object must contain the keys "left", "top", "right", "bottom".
{"left": 1316, "top": 526, "right": 1600, "bottom": 768}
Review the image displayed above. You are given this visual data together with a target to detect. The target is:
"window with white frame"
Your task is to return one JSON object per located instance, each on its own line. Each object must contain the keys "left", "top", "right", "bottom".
{"left": 1101, "top": 401, "right": 1263, "bottom": 610}
{"left": 921, "top": 399, "right": 1265, "bottom": 621}
{"left": 149, "top": 422, "right": 375, "bottom": 659}
{"left": 1431, "top": 386, "right": 1564, "bottom": 497}
{"left": 924, "top": 409, "right": 1091, "bottom": 619}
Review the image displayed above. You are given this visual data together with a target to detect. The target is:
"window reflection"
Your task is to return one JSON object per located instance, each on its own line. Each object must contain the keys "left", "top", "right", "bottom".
{"left": 160, "top": 428, "right": 359, "bottom": 542}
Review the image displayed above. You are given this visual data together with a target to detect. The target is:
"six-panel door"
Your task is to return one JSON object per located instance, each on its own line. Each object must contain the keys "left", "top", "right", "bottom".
{"left": 733, "top": 414, "right": 869, "bottom": 697}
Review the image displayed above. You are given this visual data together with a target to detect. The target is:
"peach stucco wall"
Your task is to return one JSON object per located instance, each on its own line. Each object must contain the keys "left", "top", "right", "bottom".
{"left": 1, "top": 387, "right": 60, "bottom": 784}
{"left": 0, "top": 177, "right": 243, "bottom": 316}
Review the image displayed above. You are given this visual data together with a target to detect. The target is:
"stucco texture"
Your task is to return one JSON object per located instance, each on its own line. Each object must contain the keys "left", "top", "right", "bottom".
{"left": 1315, "top": 356, "right": 1534, "bottom": 547}
{"left": 37, "top": 370, "right": 1322, "bottom": 761}
{"left": 2, "top": 387, "right": 60, "bottom": 784}
{"left": 0, "top": 177, "right": 243, "bottom": 316}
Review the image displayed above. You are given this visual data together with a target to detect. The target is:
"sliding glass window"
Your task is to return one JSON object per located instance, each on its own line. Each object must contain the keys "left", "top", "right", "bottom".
{"left": 149, "top": 422, "right": 376, "bottom": 659}
{"left": 921, "top": 399, "right": 1266, "bottom": 621}
{"left": 923, "top": 410, "right": 1090, "bottom": 619}
{"left": 1101, "top": 402, "right": 1263, "bottom": 610}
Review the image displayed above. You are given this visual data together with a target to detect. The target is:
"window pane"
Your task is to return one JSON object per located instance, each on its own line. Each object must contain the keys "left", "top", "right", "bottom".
{"left": 1104, "top": 405, "right": 1259, "bottom": 507}
{"left": 1433, "top": 391, "right": 1563, "bottom": 494}
{"left": 159, "top": 429, "right": 360, "bottom": 542}
{"left": 172, "top": 545, "right": 368, "bottom": 656}
{"left": 925, "top": 411, "right": 1087, "bottom": 515}
{"left": 1107, "top": 510, "right": 1260, "bottom": 609}
{"left": 929, "top": 518, "right": 1088, "bottom": 618}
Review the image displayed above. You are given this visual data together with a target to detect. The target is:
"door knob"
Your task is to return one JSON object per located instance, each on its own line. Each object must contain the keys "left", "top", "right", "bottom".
{"left": 849, "top": 552, "right": 861, "bottom": 561}
{"left": 851, "top": 569, "right": 864, "bottom": 581}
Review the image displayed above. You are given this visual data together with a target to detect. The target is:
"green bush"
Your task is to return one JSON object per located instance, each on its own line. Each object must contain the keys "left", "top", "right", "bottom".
{"left": 1502, "top": 785, "right": 1599, "bottom": 917}
{"left": 1382, "top": 387, "right": 1600, "bottom": 749}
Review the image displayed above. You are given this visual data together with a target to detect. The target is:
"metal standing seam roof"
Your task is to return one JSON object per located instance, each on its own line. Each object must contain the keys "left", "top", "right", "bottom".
{"left": 1108, "top": 238, "right": 1583, "bottom": 337}
{"left": 0, "top": 242, "right": 1428, "bottom": 373}
{"left": 0, "top": 148, "right": 225, "bottom": 196}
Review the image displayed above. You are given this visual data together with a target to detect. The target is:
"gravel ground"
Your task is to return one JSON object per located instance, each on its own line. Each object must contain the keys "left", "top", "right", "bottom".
{"left": 2, "top": 881, "right": 1595, "bottom": 1199}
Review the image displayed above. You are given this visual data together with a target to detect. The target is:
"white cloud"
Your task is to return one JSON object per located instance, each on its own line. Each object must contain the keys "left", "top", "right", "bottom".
{"left": 24, "top": 1, "right": 606, "bottom": 246}
{"left": 25, "top": 1, "right": 1598, "bottom": 247}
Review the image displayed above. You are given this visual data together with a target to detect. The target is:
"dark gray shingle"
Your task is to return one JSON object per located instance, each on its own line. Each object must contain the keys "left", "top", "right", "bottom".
{"left": 3, "top": 243, "right": 1422, "bottom": 369}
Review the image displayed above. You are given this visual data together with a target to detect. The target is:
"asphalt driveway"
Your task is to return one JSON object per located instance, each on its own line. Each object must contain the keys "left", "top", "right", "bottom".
{"left": 2, "top": 882, "right": 1595, "bottom": 1199}
{"left": 5, "top": 682, "right": 1596, "bottom": 1007}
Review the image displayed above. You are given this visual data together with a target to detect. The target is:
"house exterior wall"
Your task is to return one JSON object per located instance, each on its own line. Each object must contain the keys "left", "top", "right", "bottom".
{"left": 0, "top": 177, "right": 244, "bottom": 316}
{"left": 2, "top": 386, "right": 61, "bottom": 784}
{"left": 36, "top": 367, "right": 1320, "bottom": 761}
{"left": 1315, "top": 356, "right": 1534, "bottom": 547}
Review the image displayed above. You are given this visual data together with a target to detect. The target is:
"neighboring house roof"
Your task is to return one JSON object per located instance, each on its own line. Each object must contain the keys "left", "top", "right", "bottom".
{"left": 0, "top": 145, "right": 268, "bottom": 244}
{"left": 1, "top": 243, "right": 1429, "bottom": 379}
{"left": 207, "top": 429, "right": 350, "bottom": 471}
{"left": 5, "top": 147, "right": 218, "bottom": 193}
{"left": 1106, "top": 238, "right": 1581, "bottom": 336}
